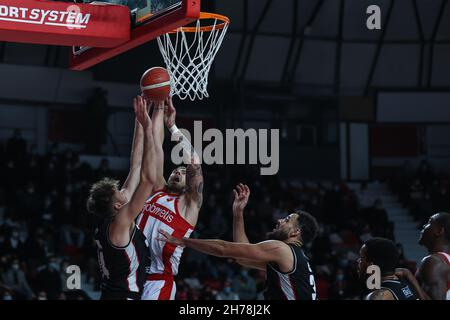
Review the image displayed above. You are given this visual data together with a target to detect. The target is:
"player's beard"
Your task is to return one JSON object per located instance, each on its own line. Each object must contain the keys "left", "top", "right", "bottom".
{"left": 266, "top": 228, "right": 289, "bottom": 241}
{"left": 166, "top": 181, "right": 185, "bottom": 194}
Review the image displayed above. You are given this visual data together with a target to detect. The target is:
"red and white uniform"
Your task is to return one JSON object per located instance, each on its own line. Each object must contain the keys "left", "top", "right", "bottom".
{"left": 136, "top": 190, "right": 194, "bottom": 300}
{"left": 436, "top": 252, "right": 450, "bottom": 300}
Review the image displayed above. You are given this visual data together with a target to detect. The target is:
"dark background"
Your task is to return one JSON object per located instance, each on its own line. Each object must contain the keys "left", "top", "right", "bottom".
{"left": 0, "top": 0, "right": 449, "bottom": 300}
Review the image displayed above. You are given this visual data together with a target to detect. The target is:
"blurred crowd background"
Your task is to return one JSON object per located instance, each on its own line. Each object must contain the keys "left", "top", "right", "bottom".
{"left": 0, "top": 130, "right": 448, "bottom": 300}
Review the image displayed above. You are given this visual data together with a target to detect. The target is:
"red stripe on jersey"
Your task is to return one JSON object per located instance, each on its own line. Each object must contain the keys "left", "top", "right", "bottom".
{"left": 139, "top": 192, "right": 166, "bottom": 230}
{"left": 174, "top": 197, "right": 180, "bottom": 215}
{"left": 276, "top": 273, "right": 284, "bottom": 298}
{"left": 123, "top": 250, "right": 132, "bottom": 292}
{"left": 147, "top": 274, "right": 174, "bottom": 281}
{"left": 138, "top": 213, "right": 149, "bottom": 231}
{"left": 288, "top": 274, "right": 298, "bottom": 300}
{"left": 161, "top": 228, "right": 186, "bottom": 275}
{"left": 437, "top": 252, "right": 450, "bottom": 265}
{"left": 157, "top": 280, "right": 174, "bottom": 300}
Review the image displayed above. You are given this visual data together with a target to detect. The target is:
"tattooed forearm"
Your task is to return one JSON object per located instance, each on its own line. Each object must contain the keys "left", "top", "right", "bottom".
{"left": 197, "top": 182, "right": 204, "bottom": 207}
{"left": 186, "top": 164, "right": 203, "bottom": 208}
{"left": 366, "top": 289, "right": 393, "bottom": 300}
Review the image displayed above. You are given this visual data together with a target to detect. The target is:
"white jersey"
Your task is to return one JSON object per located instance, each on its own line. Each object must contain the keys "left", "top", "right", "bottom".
{"left": 136, "top": 190, "right": 194, "bottom": 276}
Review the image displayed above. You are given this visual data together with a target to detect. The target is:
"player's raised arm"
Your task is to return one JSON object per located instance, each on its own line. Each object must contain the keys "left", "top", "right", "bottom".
{"left": 110, "top": 97, "right": 156, "bottom": 243}
{"left": 231, "top": 184, "right": 265, "bottom": 270}
{"left": 165, "top": 99, "right": 203, "bottom": 223}
{"left": 158, "top": 230, "right": 291, "bottom": 267}
{"left": 165, "top": 98, "right": 201, "bottom": 166}
{"left": 151, "top": 99, "right": 166, "bottom": 191}
{"left": 120, "top": 98, "right": 151, "bottom": 201}
{"left": 232, "top": 183, "right": 250, "bottom": 243}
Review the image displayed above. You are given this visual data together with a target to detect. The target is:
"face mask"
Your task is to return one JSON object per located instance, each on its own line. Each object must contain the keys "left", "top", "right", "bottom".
{"left": 223, "top": 287, "right": 231, "bottom": 294}
{"left": 241, "top": 270, "right": 248, "bottom": 278}
{"left": 12, "top": 264, "right": 20, "bottom": 271}
{"left": 38, "top": 297, "right": 47, "bottom": 300}
{"left": 336, "top": 274, "right": 344, "bottom": 281}
{"left": 12, "top": 232, "right": 19, "bottom": 238}
{"left": 3, "top": 295, "right": 12, "bottom": 300}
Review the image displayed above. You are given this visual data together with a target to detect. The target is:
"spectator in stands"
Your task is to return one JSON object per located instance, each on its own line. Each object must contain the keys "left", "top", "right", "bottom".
{"left": 1, "top": 257, "right": 35, "bottom": 299}
{"left": 198, "top": 285, "right": 215, "bottom": 300}
{"left": 35, "top": 255, "right": 62, "bottom": 300}
{"left": 184, "top": 271, "right": 203, "bottom": 291}
{"left": 216, "top": 280, "right": 239, "bottom": 300}
{"left": 231, "top": 268, "right": 257, "bottom": 300}
{"left": 329, "top": 268, "right": 348, "bottom": 300}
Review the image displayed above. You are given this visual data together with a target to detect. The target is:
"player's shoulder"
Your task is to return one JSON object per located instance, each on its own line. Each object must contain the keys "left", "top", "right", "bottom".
{"left": 419, "top": 254, "right": 448, "bottom": 274}
{"left": 257, "top": 240, "right": 291, "bottom": 252}
{"left": 365, "top": 289, "right": 395, "bottom": 300}
{"left": 421, "top": 253, "right": 446, "bottom": 266}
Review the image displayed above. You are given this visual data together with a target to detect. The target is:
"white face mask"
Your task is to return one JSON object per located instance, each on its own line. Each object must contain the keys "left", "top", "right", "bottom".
{"left": 3, "top": 295, "right": 12, "bottom": 300}
{"left": 12, "top": 264, "right": 20, "bottom": 271}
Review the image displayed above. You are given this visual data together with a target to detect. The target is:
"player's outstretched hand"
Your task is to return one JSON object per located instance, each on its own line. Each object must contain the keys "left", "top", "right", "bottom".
{"left": 140, "top": 94, "right": 153, "bottom": 113}
{"left": 134, "top": 96, "right": 151, "bottom": 129}
{"left": 232, "top": 183, "right": 250, "bottom": 214}
{"left": 164, "top": 97, "right": 176, "bottom": 128}
{"left": 157, "top": 229, "right": 185, "bottom": 247}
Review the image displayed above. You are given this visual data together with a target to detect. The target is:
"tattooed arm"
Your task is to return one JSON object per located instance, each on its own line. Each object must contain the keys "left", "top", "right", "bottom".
{"left": 184, "top": 162, "right": 203, "bottom": 226}
{"left": 365, "top": 289, "right": 395, "bottom": 300}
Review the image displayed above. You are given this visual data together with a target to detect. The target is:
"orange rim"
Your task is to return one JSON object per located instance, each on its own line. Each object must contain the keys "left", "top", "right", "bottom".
{"left": 173, "top": 12, "right": 230, "bottom": 33}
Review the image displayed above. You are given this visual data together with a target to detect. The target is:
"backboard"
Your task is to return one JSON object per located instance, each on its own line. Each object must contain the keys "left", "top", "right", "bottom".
{"left": 70, "top": 0, "right": 200, "bottom": 70}
{"left": 80, "top": 1, "right": 183, "bottom": 26}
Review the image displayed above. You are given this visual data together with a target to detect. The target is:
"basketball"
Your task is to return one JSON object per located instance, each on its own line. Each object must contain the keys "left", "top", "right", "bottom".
{"left": 140, "top": 67, "right": 171, "bottom": 101}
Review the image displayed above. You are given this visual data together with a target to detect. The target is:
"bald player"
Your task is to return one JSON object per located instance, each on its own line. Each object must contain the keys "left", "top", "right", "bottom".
{"left": 416, "top": 212, "right": 450, "bottom": 300}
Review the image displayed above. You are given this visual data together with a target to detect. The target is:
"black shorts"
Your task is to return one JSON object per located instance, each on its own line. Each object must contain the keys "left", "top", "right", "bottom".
{"left": 100, "top": 290, "right": 141, "bottom": 300}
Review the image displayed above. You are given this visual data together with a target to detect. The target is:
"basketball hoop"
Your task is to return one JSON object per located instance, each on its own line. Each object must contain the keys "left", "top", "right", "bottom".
{"left": 157, "top": 12, "right": 230, "bottom": 101}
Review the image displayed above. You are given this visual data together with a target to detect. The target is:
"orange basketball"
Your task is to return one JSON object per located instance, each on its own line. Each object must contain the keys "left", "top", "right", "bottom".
{"left": 140, "top": 67, "right": 171, "bottom": 101}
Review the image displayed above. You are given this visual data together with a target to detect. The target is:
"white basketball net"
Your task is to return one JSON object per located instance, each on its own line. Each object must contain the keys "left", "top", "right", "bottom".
{"left": 157, "top": 17, "right": 229, "bottom": 101}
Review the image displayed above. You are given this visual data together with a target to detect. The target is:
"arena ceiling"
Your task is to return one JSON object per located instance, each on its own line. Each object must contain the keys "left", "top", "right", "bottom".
{"left": 1, "top": 0, "right": 450, "bottom": 96}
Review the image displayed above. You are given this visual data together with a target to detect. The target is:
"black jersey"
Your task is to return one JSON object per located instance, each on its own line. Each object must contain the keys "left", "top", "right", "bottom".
{"left": 379, "top": 279, "right": 419, "bottom": 300}
{"left": 94, "top": 219, "right": 150, "bottom": 300}
{"left": 264, "top": 244, "right": 317, "bottom": 300}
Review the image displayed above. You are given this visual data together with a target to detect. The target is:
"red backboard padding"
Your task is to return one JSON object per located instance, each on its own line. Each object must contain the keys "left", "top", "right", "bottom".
{"left": 69, "top": 0, "right": 201, "bottom": 71}
{"left": 0, "top": 0, "right": 130, "bottom": 47}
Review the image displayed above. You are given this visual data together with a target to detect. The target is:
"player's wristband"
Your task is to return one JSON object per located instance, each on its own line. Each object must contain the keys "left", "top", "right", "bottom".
{"left": 169, "top": 124, "right": 179, "bottom": 134}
